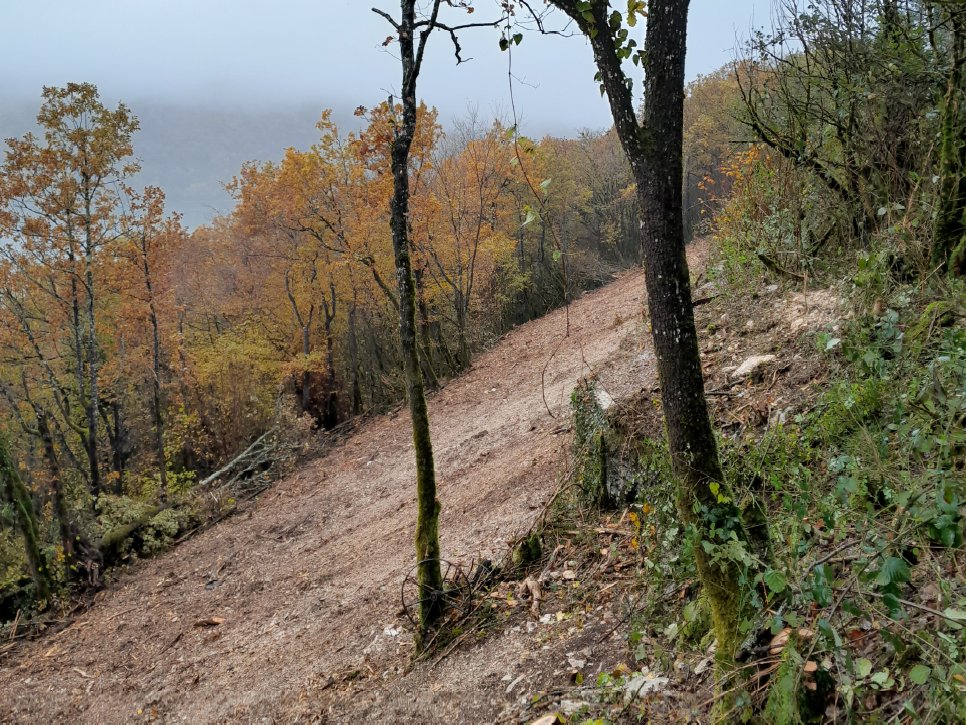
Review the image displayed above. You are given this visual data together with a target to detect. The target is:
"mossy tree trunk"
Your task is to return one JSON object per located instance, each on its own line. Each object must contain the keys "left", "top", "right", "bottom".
{"left": 36, "top": 412, "right": 74, "bottom": 565}
{"left": 378, "top": 0, "right": 447, "bottom": 635}
{"left": 934, "top": 3, "right": 966, "bottom": 276}
{"left": 0, "top": 431, "right": 51, "bottom": 604}
{"left": 550, "top": 0, "right": 746, "bottom": 665}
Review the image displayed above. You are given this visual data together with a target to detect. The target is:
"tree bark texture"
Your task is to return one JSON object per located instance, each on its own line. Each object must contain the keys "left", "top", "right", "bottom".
{"left": 550, "top": 0, "right": 744, "bottom": 661}
{"left": 934, "top": 4, "right": 966, "bottom": 276}
{"left": 387, "top": 0, "right": 445, "bottom": 634}
{"left": 0, "top": 431, "right": 51, "bottom": 603}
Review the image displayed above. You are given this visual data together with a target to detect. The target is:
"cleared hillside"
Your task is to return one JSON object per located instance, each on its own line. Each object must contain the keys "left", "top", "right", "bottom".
{"left": 0, "top": 243, "right": 708, "bottom": 724}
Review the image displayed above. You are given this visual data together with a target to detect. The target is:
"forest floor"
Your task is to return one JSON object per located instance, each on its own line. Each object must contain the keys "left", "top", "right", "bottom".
{"left": 0, "top": 238, "right": 842, "bottom": 723}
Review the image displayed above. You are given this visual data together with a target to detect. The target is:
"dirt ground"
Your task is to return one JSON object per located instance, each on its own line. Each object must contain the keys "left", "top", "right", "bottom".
{"left": 0, "top": 243, "right": 719, "bottom": 724}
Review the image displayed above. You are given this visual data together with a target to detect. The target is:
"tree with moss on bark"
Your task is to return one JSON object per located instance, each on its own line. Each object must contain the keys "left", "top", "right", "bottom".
{"left": 542, "top": 0, "right": 753, "bottom": 675}
{"left": 0, "top": 430, "right": 51, "bottom": 605}
{"left": 371, "top": 0, "right": 502, "bottom": 639}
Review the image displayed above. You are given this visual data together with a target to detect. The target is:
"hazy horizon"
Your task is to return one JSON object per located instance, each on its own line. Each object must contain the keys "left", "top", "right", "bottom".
{"left": 1, "top": 0, "right": 773, "bottom": 226}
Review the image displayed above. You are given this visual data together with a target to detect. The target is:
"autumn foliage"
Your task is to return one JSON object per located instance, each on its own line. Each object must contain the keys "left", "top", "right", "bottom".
{"left": 0, "top": 85, "right": 641, "bottom": 603}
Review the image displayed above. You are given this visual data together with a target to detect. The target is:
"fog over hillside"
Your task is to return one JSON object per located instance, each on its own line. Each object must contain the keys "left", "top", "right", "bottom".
{"left": 1, "top": 0, "right": 770, "bottom": 229}
{"left": 1, "top": 99, "right": 363, "bottom": 229}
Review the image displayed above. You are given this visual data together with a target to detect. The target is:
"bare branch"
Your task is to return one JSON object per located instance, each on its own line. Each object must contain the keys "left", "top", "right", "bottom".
{"left": 371, "top": 7, "right": 400, "bottom": 30}
{"left": 427, "top": 19, "right": 504, "bottom": 63}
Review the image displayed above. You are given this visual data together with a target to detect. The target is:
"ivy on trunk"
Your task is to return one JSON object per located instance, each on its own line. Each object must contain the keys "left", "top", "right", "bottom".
{"left": 0, "top": 431, "right": 51, "bottom": 604}
{"left": 547, "top": 0, "right": 748, "bottom": 668}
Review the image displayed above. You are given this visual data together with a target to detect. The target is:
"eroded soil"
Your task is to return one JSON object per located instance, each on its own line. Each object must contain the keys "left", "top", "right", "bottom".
{"left": 2, "top": 239, "right": 848, "bottom": 724}
{"left": 0, "top": 244, "right": 719, "bottom": 724}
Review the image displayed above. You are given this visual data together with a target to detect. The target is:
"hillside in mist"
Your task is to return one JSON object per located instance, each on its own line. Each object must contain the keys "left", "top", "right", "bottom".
{"left": 0, "top": 98, "right": 354, "bottom": 228}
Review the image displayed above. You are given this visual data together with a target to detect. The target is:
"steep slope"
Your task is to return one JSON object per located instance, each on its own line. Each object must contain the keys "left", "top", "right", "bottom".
{"left": 0, "top": 243, "right": 707, "bottom": 723}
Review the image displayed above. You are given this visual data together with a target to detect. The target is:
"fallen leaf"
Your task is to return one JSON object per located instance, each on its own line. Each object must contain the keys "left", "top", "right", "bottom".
{"left": 193, "top": 616, "right": 225, "bottom": 628}
{"left": 530, "top": 715, "right": 559, "bottom": 725}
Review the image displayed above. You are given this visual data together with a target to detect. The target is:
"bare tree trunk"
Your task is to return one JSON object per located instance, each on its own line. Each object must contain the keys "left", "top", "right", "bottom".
{"left": 348, "top": 300, "right": 364, "bottom": 415}
{"left": 323, "top": 312, "right": 339, "bottom": 429}
{"left": 67, "top": 243, "right": 100, "bottom": 501}
{"left": 414, "top": 265, "right": 441, "bottom": 383}
{"left": 35, "top": 410, "right": 98, "bottom": 585}
{"left": 934, "top": 4, "right": 966, "bottom": 275}
{"left": 139, "top": 235, "right": 170, "bottom": 500}
{"left": 82, "top": 179, "right": 102, "bottom": 500}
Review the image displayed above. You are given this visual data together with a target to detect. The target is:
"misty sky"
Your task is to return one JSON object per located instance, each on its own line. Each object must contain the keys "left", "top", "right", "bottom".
{"left": 1, "top": 1, "right": 773, "bottom": 224}
{"left": 3, "top": 0, "right": 770, "bottom": 128}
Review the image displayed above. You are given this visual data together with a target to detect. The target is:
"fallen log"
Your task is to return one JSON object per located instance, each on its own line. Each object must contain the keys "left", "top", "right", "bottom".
{"left": 99, "top": 504, "right": 167, "bottom": 565}
{"left": 198, "top": 428, "right": 275, "bottom": 489}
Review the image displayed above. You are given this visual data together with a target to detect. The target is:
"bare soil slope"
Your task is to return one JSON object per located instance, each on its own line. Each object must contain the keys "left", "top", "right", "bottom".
{"left": 0, "top": 244, "right": 707, "bottom": 724}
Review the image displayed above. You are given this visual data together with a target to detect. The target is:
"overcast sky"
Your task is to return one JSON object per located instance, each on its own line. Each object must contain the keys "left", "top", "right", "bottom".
{"left": 1, "top": 1, "right": 773, "bottom": 225}
{"left": 2, "top": 0, "right": 771, "bottom": 132}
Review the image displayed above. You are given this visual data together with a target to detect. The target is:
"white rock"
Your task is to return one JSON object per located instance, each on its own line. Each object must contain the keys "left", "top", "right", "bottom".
{"left": 732, "top": 354, "right": 777, "bottom": 379}
{"left": 530, "top": 715, "right": 559, "bottom": 725}
{"left": 560, "top": 700, "right": 588, "bottom": 715}
{"left": 622, "top": 669, "right": 670, "bottom": 702}
{"left": 694, "top": 655, "right": 714, "bottom": 675}
{"left": 594, "top": 386, "right": 615, "bottom": 411}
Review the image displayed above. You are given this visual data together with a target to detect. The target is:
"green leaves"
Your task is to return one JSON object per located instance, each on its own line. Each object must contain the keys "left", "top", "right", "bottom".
{"left": 943, "top": 607, "right": 966, "bottom": 625}
{"left": 521, "top": 205, "right": 538, "bottom": 227}
{"left": 873, "top": 556, "right": 910, "bottom": 589}
{"left": 575, "top": 1, "right": 595, "bottom": 26}
{"left": 809, "top": 564, "right": 833, "bottom": 607}
{"left": 498, "top": 33, "right": 523, "bottom": 51}
{"left": 763, "top": 569, "right": 788, "bottom": 595}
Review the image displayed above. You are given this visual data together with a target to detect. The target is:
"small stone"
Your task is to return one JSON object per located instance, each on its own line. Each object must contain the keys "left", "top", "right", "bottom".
{"left": 732, "top": 354, "right": 776, "bottom": 379}
{"left": 531, "top": 715, "right": 559, "bottom": 725}
{"left": 594, "top": 387, "right": 615, "bottom": 411}
{"left": 505, "top": 674, "right": 525, "bottom": 694}
{"left": 560, "top": 700, "right": 588, "bottom": 715}
{"left": 694, "top": 655, "right": 714, "bottom": 675}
